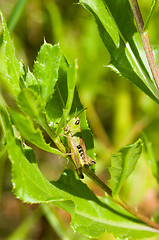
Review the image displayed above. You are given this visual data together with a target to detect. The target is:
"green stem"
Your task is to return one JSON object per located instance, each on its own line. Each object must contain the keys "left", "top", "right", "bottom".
{"left": 41, "top": 119, "right": 66, "bottom": 153}
{"left": 83, "top": 167, "right": 112, "bottom": 196}
{"left": 118, "top": 198, "right": 159, "bottom": 230}
{"left": 128, "top": 0, "right": 159, "bottom": 90}
{"left": 83, "top": 167, "right": 159, "bottom": 230}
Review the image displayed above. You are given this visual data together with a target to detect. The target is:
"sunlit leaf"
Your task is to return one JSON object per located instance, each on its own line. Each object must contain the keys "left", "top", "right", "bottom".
{"left": 109, "top": 139, "right": 143, "bottom": 198}
{"left": 46, "top": 56, "right": 68, "bottom": 130}
{"left": 80, "top": 0, "right": 120, "bottom": 48}
{"left": 34, "top": 42, "right": 62, "bottom": 103}
{"left": 17, "top": 88, "right": 43, "bottom": 123}
{"left": 9, "top": 108, "right": 62, "bottom": 155}
{"left": 26, "top": 70, "right": 38, "bottom": 87}
{"left": 0, "top": 10, "right": 21, "bottom": 95}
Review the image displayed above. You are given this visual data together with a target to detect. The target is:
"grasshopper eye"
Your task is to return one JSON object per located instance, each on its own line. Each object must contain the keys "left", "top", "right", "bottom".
{"left": 75, "top": 120, "right": 80, "bottom": 125}
{"left": 65, "top": 124, "right": 69, "bottom": 132}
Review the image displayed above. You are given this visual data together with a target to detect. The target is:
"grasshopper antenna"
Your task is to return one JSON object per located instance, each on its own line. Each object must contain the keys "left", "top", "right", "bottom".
{"left": 77, "top": 107, "right": 87, "bottom": 117}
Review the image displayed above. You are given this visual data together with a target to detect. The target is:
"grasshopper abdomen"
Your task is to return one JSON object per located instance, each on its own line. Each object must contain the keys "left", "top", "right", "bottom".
{"left": 77, "top": 144, "right": 85, "bottom": 161}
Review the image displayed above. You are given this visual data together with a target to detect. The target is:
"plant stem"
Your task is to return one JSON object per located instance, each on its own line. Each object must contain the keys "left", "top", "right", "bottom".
{"left": 128, "top": 0, "right": 159, "bottom": 90}
{"left": 83, "top": 167, "right": 159, "bottom": 230}
{"left": 119, "top": 200, "right": 159, "bottom": 229}
{"left": 40, "top": 117, "right": 66, "bottom": 153}
{"left": 83, "top": 167, "right": 112, "bottom": 196}
{"left": 118, "top": 198, "right": 159, "bottom": 230}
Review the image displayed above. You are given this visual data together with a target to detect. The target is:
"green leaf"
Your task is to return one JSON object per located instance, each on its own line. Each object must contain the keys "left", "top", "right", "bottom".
{"left": 26, "top": 70, "right": 38, "bottom": 87}
{"left": 65, "top": 60, "right": 77, "bottom": 116}
{"left": 144, "top": 0, "right": 157, "bottom": 30}
{"left": 0, "top": 107, "right": 66, "bottom": 202}
{"left": 109, "top": 139, "right": 143, "bottom": 198}
{"left": 80, "top": 0, "right": 119, "bottom": 48}
{"left": 8, "top": 108, "right": 62, "bottom": 155}
{"left": 17, "top": 88, "right": 43, "bottom": 123}
{"left": 53, "top": 171, "right": 159, "bottom": 239}
{"left": 0, "top": 110, "right": 158, "bottom": 239}
{"left": 0, "top": 10, "right": 21, "bottom": 95}
{"left": 55, "top": 60, "right": 77, "bottom": 136}
{"left": 34, "top": 42, "right": 62, "bottom": 103}
{"left": 16, "top": 88, "right": 62, "bottom": 149}
{"left": 46, "top": 56, "right": 68, "bottom": 130}
{"left": 79, "top": 0, "right": 159, "bottom": 103}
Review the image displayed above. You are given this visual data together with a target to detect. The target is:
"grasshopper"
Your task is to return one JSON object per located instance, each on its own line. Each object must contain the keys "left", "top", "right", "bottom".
{"left": 64, "top": 113, "right": 96, "bottom": 179}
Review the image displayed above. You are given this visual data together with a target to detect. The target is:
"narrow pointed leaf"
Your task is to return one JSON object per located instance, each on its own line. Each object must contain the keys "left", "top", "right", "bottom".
{"left": 109, "top": 139, "right": 143, "bottom": 198}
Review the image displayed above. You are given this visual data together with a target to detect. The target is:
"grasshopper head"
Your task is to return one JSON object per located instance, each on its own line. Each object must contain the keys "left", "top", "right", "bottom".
{"left": 65, "top": 116, "right": 81, "bottom": 136}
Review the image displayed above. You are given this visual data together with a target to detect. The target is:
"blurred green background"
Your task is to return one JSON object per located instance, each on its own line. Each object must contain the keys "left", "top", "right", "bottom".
{"left": 0, "top": 0, "right": 159, "bottom": 239}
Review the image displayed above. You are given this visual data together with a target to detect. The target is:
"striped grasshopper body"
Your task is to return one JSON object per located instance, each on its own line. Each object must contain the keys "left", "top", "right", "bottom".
{"left": 65, "top": 116, "right": 96, "bottom": 179}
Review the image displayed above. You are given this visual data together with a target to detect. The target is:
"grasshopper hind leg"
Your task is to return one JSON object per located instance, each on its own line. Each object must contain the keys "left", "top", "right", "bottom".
{"left": 87, "top": 156, "right": 96, "bottom": 165}
{"left": 76, "top": 167, "right": 84, "bottom": 179}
